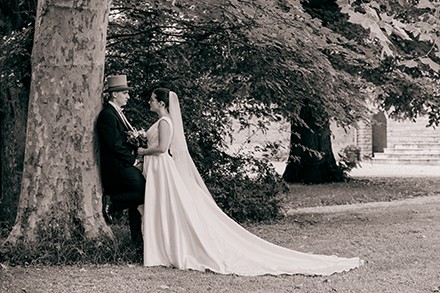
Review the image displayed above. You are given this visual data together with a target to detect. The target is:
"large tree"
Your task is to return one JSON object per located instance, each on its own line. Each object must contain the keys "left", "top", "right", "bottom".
{"left": 4, "top": 0, "right": 113, "bottom": 245}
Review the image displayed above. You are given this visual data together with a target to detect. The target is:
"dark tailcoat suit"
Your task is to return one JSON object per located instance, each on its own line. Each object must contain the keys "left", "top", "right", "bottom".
{"left": 97, "top": 103, "right": 145, "bottom": 244}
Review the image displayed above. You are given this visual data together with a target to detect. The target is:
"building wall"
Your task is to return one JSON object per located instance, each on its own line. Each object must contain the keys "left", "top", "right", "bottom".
{"left": 330, "top": 122, "right": 357, "bottom": 160}
{"left": 228, "top": 117, "right": 367, "bottom": 161}
{"left": 227, "top": 114, "right": 438, "bottom": 164}
{"left": 227, "top": 118, "right": 290, "bottom": 161}
{"left": 330, "top": 120, "right": 373, "bottom": 160}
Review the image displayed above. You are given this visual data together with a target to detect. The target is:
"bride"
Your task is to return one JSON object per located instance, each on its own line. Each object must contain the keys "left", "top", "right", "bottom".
{"left": 136, "top": 88, "right": 362, "bottom": 276}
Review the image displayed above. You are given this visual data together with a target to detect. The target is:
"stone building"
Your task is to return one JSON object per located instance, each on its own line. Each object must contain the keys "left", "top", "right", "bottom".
{"left": 332, "top": 112, "right": 440, "bottom": 165}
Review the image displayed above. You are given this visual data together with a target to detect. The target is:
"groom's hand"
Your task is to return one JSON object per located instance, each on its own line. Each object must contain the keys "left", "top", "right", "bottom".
{"left": 134, "top": 159, "right": 144, "bottom": 171}
{"left": 135, "top": 161, "right": 143, "bottom": 171}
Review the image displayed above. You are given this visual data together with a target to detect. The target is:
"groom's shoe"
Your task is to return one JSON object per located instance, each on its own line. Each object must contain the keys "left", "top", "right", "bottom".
{"left": 102, "top": 195, "right": 115, "bottom": 225}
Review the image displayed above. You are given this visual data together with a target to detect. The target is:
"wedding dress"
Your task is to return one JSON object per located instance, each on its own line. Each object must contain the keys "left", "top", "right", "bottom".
{"left": 138, "top": 92, "right": 362, "bottom": 276}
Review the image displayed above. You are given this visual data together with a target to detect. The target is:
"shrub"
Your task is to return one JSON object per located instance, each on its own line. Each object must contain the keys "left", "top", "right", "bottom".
{"left": 0, "top": 221, "right": 140, "bottom": 266}
{"left": 338, "top": 145, "right": 361, "bottom": 176}
{"left": 198, "top": 149, "right": 288, "bottom": 223}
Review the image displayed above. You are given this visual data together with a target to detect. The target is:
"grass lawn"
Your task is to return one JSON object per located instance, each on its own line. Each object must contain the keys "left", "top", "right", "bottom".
{"left": 1, "top": 176, "right": 440, "bottom": 292}
{"left": 284, "top": 176, "right": 440, "bottom": 209}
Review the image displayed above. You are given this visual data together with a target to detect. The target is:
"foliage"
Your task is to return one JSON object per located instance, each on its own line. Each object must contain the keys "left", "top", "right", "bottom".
{"left": 347, "top": 0, "right": 440, "bottom": 126}
{"left": 0, "top": 0, "right": 34, "bottom": 107}
{"left": 240, "top": 0, "right": 371, "bottom": 126}
{"left": 0, "top": 2, "right": 35, "bottom": 233}
{"left": 0, "top": 25, "right": 33, "bottom": 88}
{"left": 200, "top": 152, "right": 288, "bottom": 222}
{"left": 105, "top": 0, "right": 292, "bottom": 222}
{"left": 105, "top": 0, "right": 384, "bottom": 186}
{"left": 0, "top": 21, "right": 34, "bottom": 232}
{"left": 337, "top": 145, "right": 361, "bottom": 175}
{"left": 308, "top": 0, "right": 440, "bottom": 125}
{"left": 0, "top": 222, "right": 139, "bottom": 265}
{"left": 0, "top": 0, "right": 35, "bottom": 36}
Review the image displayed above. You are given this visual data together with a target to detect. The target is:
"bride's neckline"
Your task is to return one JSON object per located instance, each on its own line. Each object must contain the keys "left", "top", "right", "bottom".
{"left": 154, "top": 115, "right": 171, "bottom": 125}
{"left": 158, "top": 115, "right": 171, "bottom": 120}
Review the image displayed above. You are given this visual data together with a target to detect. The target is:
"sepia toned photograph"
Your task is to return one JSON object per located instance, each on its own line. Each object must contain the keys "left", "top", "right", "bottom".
{"left": 1, "top": 0, "right": 439, "bottom": 292}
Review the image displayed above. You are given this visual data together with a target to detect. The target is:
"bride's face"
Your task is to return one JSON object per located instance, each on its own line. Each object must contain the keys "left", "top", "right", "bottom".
{"left": 149, "top": 94, "right": 160, "bottom": 112}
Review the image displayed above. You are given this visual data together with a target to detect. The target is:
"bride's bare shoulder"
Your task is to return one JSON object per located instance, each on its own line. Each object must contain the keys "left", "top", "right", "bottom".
{"left": 159, "top": 116, "right": 172, "bottom": 124}
{"left": 158, "top": 116, "right": 172, "bottom": 128}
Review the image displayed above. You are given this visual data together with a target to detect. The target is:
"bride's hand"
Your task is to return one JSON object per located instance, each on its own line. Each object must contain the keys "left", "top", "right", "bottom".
{"left": 137, "top": 147, "right": 146, "bottom": 156}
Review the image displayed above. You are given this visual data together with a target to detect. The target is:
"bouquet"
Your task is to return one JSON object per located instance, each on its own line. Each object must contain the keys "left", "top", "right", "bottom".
{"left": 127, "top": 128, "right": 148, "bottom": 148}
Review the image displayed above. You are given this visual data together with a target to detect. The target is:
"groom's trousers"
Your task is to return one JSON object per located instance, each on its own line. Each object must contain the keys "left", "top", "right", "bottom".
{"left": 110, "top": 166, "right": 145, "bottom": 245}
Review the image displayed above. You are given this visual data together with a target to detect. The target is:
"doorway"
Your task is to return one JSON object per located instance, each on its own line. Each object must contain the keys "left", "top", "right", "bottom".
{"left": 372, "top": 111, "right": 387, "bottom": 153}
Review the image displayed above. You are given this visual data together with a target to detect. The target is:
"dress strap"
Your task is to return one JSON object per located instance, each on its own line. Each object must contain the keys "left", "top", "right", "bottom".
{"left": 158, "top": 116, "right": 172, "bottom": 126}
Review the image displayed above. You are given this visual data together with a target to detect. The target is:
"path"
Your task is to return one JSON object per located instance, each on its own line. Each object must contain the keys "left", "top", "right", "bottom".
{"left": 287, "top": 193, "right": 440, "bottom": 215}
{"left": 270, "top": 161, "right": 440, "bottom": 178}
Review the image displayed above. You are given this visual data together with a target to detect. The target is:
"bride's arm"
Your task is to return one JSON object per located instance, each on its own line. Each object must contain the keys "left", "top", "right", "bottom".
{"left": 137, "top": 120, "right": 171, "bottom": 156}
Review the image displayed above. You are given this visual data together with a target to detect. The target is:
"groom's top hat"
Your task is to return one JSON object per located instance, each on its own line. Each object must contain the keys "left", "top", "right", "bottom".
{"left": 105, "top": 75, "right": 132, "bottom": 92}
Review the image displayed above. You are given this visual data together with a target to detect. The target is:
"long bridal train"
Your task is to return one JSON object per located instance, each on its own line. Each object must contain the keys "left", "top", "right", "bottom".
{"left": 138, "top": 116, "right": 362, "bottom": 276}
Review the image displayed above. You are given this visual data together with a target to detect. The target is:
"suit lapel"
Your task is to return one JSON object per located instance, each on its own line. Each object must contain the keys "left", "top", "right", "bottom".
{"left": 108, "top": 104, "right": 129, "bottom": 131}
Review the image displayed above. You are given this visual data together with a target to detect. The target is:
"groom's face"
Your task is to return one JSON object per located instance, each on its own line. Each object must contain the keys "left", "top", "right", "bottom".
{"left": 112, "top": 90, "right": 130, "bottom": 108}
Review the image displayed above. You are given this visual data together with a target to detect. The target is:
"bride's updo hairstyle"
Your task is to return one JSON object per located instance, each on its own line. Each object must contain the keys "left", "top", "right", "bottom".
{"left": 152, "top": 88, "right": 171, "bottom": 110}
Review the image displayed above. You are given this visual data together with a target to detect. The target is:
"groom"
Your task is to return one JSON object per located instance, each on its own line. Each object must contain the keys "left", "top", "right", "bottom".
{"left": 97, "top": 75, "right": 145, "bottom": 246}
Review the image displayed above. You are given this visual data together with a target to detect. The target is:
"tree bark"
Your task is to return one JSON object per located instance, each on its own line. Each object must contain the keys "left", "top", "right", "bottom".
{"left": 283, "top": 102, "right": 344, "bottom": 183}
{"left": 5, "top": 0, "right": 113, "bottom": 245}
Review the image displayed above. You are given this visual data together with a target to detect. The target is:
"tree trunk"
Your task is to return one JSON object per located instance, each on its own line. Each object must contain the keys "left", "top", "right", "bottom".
{"left": 283, "top": 102, "right": 344, "bottom": 183}
{"left": 5, "top": 0, "right": 113, "bottom": 245}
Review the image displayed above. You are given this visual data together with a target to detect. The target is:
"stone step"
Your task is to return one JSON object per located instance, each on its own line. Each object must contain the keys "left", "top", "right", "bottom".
{"left": 388, "top": 137, "right": 440, "bottom": 143}
{"left": 388, "top": 133, "right": 440, "bottom": 138}
{"left": 383, "top": 148, "right": 440, "bottom": 155}
{"left": 387, "top": 120, "right": 431, "bottom": 127}
{"left": 388, "top": 144, "right": 440, "bottom": 150}
{"left": 372, "top": 157, "right": 440, "bottom": 165}
{"left": 388, "top": 134, "right": 439, "bottom": 138}
{"left": 374, "top": 152, "right": 440, "bottom": 159}
{"left": 389, "top": 126, "right": 437, "bottom": 129}
{"left": 388, "top": 133, "right": 437, "bottom": 137}
{"left": 394, "top": 143, "right": 440, "bottom": 149}
{"left": 387, "top": 124, "right": 432, "bottom": 131}
{"left": 387, "top": 129, "right": 437, "bottom": 134}
{"left": 388, "top": 121, "right": 433, "bottom": 125}
{"left": 389, "top": 126, "right": 438, "bottom": 130}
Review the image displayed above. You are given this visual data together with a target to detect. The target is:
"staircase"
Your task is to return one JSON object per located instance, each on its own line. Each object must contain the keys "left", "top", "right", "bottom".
{"left": 373, "top": 118, "right": 440, "bottom": 165}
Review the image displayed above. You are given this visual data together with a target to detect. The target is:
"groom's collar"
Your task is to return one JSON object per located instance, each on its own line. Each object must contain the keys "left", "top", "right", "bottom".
{"left": 108, "top": 101, "right": 123, "bottom": 113}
